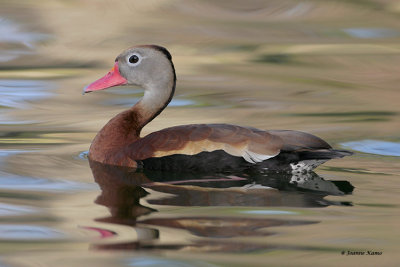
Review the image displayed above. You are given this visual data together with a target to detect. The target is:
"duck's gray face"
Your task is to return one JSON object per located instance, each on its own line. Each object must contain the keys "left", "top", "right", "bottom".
{"left": 83, "top": 46, "right": 173, "bottom": 94}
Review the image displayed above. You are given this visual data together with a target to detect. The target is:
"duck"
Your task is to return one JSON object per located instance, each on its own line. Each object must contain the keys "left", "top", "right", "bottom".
{"left": 83, "top": 45, "right": 352, "bottom": 173}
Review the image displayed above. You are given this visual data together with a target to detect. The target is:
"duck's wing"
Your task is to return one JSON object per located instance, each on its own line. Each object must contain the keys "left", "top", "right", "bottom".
{"left": 267, "top": 130, "right": 331, "bottom": 151}
{"left": 127, "top": 124, "right": 283, "bottom": 163}
{"left": 267, "top": 129, "right": 352, "bottom": 161}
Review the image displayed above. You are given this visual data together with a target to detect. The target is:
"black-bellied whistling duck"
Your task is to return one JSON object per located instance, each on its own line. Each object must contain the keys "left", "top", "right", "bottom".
{"left": 83, "top": 45, "right": 352, "bottom": 173}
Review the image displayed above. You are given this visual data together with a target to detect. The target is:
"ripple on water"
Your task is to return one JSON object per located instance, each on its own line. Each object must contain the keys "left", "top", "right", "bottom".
{"left": 0, "top": 225, "right": 64, "bottom": 240}
{"left": 343, "top": 28, "right": 399, "bottom": 39}
{"left": 100, "top": 87, "right": 197, "bottom": 107}
{"left": 0, "top": 79, "right": 52, "bottom": 109}
{"left": 341, "top": 140, "right": 400, "bottom": 157}
{"left": 75, "top": 150, "right": 89, "bottom": 160}
{"left": 0, "top": 150, "right": 94, "bottom": 192}
{"left": 126, "top": 257, "right": 214, "bottom": 267}
{"left": 0, "top": 17, "right": 49, "bottom": 62}
{"left": 0, "top": 203, "right": 40, "bottom": 216}
{"left": 0, "top": 171, "right": 95, "bottom": 192}
{"left": 102, "top": 97, "right": 196, "bottom": 108}
{"left": 0, "top": 149, "right": 30, "bottom": 157}
{"left": 0, "top": 150, "right": 30, "bottom": 169}
{"left": 240, "top": 210, "right": 297, "bottom": 215}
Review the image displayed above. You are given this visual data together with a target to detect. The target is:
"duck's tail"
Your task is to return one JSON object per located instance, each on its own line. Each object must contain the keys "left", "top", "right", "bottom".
{"left": 297, "top": 149, "right": 353, "bottom": 160}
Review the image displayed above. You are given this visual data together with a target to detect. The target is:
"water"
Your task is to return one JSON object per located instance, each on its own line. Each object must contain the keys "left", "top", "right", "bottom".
{"left": 1, "top": 1, "right": 399, "bottom": 266}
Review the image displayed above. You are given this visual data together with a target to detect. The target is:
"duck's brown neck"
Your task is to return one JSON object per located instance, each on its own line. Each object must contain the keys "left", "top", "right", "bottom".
{"left": 89, "top": 77, "right": 176, "bottom": 165}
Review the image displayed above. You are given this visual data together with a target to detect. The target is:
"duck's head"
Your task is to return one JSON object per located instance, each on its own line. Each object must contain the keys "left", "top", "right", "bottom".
{"left": 83, "top": 45, "right": 175, "bottom": 94}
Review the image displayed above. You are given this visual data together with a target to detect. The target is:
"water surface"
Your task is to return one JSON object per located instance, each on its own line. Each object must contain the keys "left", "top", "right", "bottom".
{"left": 1, "top": 1, "right": 399, "bottom": 266}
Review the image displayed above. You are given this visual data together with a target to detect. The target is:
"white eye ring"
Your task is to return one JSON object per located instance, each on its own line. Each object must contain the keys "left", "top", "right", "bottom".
{"left": 126, "top": 54, "right": 142, "bottom": 66}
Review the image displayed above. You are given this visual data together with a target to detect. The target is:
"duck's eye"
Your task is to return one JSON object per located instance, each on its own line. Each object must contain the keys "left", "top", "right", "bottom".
{"left": 129, "top": 55, "right": 139, "bottom": 64}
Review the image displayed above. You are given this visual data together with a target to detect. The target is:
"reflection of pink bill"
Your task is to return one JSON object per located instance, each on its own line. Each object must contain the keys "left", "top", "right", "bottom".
{"left": 81, "top": 226, "right": 116, "bottom": 238}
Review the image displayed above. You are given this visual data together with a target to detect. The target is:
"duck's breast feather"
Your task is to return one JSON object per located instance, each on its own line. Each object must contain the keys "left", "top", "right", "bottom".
{"left": 127, "top": 124, "right": 283, "bottom": 163}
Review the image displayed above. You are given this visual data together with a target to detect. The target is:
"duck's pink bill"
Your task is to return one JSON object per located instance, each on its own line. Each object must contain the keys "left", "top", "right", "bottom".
{"left": 83, "top": 62, "right": 127, "bottom": 94}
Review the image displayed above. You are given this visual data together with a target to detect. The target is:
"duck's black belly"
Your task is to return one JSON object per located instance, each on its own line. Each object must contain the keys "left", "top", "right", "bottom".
{"left": 138, "top": 148, "right": 352, "bottom": 174}
{"left": 139, "top": 149, "right": 301, "bottom": 173}
{"left": 140, "top": 150, "right": 250, "bottom": 173}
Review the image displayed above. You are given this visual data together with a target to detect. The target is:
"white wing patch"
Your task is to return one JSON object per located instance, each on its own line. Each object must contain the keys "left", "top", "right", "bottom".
{"left": 223, "top": 143, "right": 277, "bottom": 164}
{"left": 242, "top": 150, "right": 276, "bottom": 164}
{"left": 153, "top": 139, "right": 278, "bottom": 164}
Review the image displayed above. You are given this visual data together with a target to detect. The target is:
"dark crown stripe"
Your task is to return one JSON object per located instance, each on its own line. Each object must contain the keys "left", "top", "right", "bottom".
{"left": 149, "top": 45, "right": 173, "bottom": 61}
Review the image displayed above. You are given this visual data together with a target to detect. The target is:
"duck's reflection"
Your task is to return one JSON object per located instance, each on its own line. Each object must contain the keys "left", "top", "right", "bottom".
{"left": 89, "top": 160, "right": 353, "bottom": 251}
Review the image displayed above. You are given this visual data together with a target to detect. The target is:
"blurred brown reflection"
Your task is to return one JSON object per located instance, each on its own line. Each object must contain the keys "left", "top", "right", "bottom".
{"left": 139, "top": 216, "right": 314, "bottom": 238}
{"left": 144, "top": 172, "right": 354, "bottom": 207}
{"left": 92, "top": 161, "right": 154, "bottom": 225}
{"left": 88, "top": 160, "right": 353, "bottom": 251}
